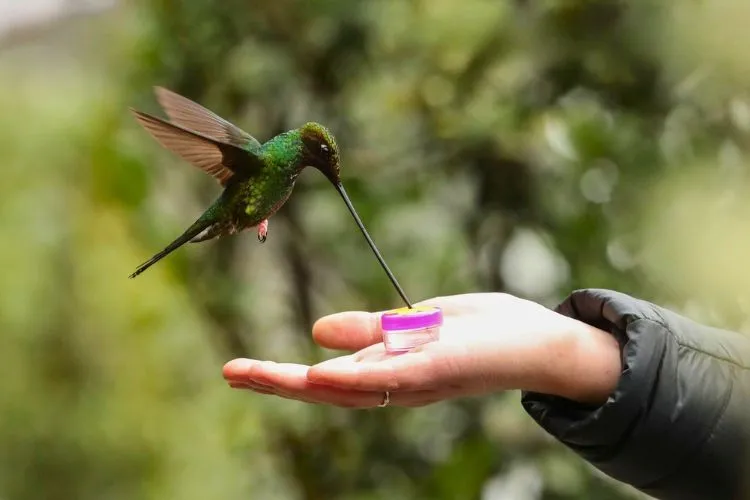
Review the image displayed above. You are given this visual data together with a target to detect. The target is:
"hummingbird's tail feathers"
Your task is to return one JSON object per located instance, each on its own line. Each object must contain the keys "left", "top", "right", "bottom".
{"left": 128, "top": 218, "right": 213, "bottom": 279}
{"left": 153, "top": 87, "right": 262, "bottom": 151}
{"left": 130, "top": 109, "right": 262, "bottom": 186}
{"left": 189, "top": 223, "right": 223, "bottom": 243}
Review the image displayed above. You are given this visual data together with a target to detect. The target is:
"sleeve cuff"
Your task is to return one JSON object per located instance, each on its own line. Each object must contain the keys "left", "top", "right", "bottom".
{"left": 520, "top": 288, "right": 735, "bottom": 493}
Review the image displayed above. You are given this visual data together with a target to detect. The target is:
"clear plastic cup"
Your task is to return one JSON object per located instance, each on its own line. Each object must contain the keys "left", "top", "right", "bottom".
{"left": 381, "top": 306, "right": 443, "bottom": 354}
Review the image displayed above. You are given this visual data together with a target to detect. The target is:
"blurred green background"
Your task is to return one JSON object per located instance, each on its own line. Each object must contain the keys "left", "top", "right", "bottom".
{"left": 2, "top": 0, "right": 750, "bottom": 499}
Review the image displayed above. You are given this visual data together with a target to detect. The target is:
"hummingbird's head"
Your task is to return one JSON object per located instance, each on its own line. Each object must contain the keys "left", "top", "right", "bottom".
{"left": 300, "top": 122, "right": 341, "bottom": 185}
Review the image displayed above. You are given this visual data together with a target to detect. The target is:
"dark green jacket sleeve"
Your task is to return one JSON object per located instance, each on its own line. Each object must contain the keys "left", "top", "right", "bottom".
{"left": 521, "top": 289, "right": 750, "bottom": 500}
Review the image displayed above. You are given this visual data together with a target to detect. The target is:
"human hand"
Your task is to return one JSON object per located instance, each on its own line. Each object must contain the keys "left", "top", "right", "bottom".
{"left": 223, "top": 293, "right": 622, "bottom": 408}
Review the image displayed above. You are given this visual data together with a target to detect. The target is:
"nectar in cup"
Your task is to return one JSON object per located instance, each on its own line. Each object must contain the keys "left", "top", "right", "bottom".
{"left": 381, "top": 306, "right": 443, "bottom": 354}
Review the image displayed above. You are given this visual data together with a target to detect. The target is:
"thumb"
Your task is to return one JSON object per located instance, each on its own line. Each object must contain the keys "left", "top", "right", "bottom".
{"left": 312, "top": 311, "right": 382, "bottom": 351}
{"left": 312, "top": 294, "right": 493, "bottom": 352}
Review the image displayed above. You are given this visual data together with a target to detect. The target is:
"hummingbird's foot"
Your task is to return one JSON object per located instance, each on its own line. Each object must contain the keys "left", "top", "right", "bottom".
{"left": 257, "top": 219, "right": 269, "bottom": 243}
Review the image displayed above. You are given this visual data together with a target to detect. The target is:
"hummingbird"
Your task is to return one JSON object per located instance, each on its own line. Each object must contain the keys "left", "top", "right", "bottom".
{"left": 129, "top": 87, "right": 412, "bottom": 307}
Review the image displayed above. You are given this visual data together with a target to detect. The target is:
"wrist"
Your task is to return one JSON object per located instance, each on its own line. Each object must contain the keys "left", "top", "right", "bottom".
{"left": 536, "top": 314, "right": 623, "bottom": 405}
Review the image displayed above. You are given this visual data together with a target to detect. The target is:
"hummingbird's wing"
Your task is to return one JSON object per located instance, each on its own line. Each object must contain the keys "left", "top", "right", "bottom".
{"left": 131, "top": 109, "right": 262, "bottom": 186}
{"left": 153, "top": 87, "right": 262, "bottom": 151}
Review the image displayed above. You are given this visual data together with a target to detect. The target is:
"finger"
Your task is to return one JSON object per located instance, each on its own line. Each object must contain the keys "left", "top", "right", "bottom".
{"left": 248, "top": 360, "right": 385, "bottom": 409}
{"left": 312, "top": 311, "right": 382, "bottom": 351}
{"left": 308, "top": 342, "right": 463, "bottom": 392}
{"left": 231, "top": 378, "right": 466, "bottom": 408}
{"left": 223, "top": 358, "right": 258, "bottom": 381}
{"left": 228, "top": 381, "right": 276, "bottom": 395}
{"left": 228, "top": 362, "right": 473, "bottom": 407}
{"left": 224, "top": 359, "right": 301, "bottom": 396}
{"left": 228, "top": 372, "right": 320, "bottom": 402}
{"left": 224, "top": 358, "right": 386, "bottom": 408}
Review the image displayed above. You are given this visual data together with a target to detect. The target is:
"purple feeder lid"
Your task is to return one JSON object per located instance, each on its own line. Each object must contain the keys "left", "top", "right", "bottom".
{"left": 380, "top": 306, "right": 443, "bottom": 331}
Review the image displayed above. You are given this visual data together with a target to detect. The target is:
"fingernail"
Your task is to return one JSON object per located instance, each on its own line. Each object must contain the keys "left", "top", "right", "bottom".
{"left": 230, "top": 358, "right": 256, "bottom": 371}
{"left": 223, "top": 358, "right": 255, "bottom": 380}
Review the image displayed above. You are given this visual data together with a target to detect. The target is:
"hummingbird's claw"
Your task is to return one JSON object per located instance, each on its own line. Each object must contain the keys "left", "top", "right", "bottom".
{"left": 257, "top": 219, "right": 269, "bottom": 243}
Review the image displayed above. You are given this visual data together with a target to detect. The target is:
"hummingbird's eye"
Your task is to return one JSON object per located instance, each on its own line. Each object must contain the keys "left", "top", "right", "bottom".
{"left": 320, "top": 144, "right": 330, "bottom": 156}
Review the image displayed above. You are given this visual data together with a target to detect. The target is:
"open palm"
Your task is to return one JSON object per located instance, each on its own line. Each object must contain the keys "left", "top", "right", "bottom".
{"left": 223, "top": 293, "right": 621, "bottom": 408}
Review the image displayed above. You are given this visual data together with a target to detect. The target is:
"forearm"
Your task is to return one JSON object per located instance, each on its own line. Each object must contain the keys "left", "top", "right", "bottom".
{"left": 521, "top": 289, "right": 750, "bottom": 500}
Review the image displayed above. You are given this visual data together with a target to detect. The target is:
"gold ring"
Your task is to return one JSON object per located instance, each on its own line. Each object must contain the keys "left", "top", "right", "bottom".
{"left": 377, "top": 391, "right": 390, "bottom": 408}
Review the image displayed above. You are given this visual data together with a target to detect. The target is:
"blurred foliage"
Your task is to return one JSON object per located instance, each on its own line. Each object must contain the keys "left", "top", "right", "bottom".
{"left": 2, "top": 0, "right": 750, "bottom": 499}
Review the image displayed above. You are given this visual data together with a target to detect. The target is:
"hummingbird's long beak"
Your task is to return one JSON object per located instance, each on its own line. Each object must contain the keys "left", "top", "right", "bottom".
{"left": 334, "top": 182, "right": 412, "bottom": 308}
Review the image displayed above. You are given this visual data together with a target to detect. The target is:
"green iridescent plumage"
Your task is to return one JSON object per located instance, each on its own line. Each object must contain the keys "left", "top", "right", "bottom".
{"left": 129, "top": 87, "right": 411, "bottom": 308}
